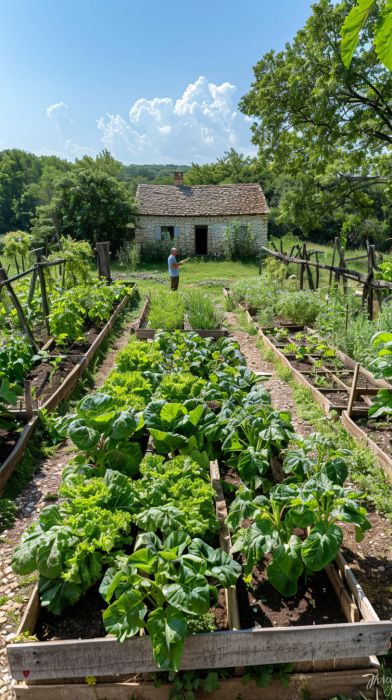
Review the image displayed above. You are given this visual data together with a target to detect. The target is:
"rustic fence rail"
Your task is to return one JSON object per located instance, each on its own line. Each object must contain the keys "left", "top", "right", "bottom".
{"left": 260, "top": 238, "right": 392, "bottom": 320}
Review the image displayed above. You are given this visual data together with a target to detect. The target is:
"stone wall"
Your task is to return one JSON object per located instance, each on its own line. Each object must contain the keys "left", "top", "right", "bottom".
{"left": 135, "top": 215, "right": 268, "bottom": 256}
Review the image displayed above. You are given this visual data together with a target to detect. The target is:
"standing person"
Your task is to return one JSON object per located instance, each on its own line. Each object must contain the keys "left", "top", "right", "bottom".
{"left": 167, "top": 247, "right": 188, "bottom": 290}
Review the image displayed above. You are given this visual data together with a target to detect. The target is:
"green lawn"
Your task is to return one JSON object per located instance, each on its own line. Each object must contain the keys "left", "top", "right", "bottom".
{"left": 113, "top": 259, "right": 260, "bottom": 300}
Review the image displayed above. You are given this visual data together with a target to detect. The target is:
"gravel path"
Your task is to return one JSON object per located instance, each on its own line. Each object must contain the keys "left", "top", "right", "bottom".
{"left": 0, "top": 317, "right": 136, "bottom": 698}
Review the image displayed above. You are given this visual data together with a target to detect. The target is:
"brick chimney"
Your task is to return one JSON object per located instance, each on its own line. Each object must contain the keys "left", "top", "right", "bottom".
{"left": 173, "top": 171, "right": 184, "bottom": 186}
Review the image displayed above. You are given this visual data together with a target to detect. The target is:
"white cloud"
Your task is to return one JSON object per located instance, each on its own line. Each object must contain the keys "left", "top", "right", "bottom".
{"left": 97, "top": 76, "right": 255, "bottom": 163}
{"left": 46, "top": 102, "right": 73, "bottom": 132}
{"left": 64, "top": 139, "right": 96, "bottom": 158}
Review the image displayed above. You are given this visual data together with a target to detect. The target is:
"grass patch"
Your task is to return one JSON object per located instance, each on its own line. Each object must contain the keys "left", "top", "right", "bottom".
{"left": 0, "top": 595, "right": 9, "bottom": 606}
{"left": 18, "top": 574, "right": 38, "bottom": 588}
{"left": 43, "top": 492, "right": 59, "bottom": 502}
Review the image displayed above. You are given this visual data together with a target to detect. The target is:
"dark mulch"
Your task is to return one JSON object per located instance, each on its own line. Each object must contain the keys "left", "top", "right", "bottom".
{"left": 35, "top": 585, "right": 107, "bottom": 640}
{"left": 28, "top": 357, "right": 78, "bottom": 403}
{"left": 35, "top": 585, "right": 229, "bottom": 642}
{"left": 356, "top": 418, "right": 392, "bottom": 455}
{"left": 237, "top": 562, "right": 346, "bottom": 630}
{"left": 0, "top": 429, "right": 22, "bottom": 465}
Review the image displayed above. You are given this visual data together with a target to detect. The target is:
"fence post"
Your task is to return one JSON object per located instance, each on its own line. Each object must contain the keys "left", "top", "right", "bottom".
{"left": 315, "top": 252, "right": 320, "bottom": 289}
{"left": 0, "top": 268, "right": 39, "bottom": 351}
{"left": 339, "top": 247, "right": 348, "bottom": 295}
{"left": 96, "top": 241, "right": 111, "bottom": 284}
{"left": 299, "top": 245, "right": 305, "bottom": 290}
{"left": 35, "top": 248, "right": 50, "bottom": 334}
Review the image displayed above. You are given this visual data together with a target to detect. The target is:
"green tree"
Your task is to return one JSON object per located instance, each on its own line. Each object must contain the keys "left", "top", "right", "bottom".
{"left": 341, "top": 0, "right": 392, "bottom": 70}
{"left": 240, "top": 0, "right": 392, "bottom": 238}
{"left": 3, "top": 230, "right": 31, "bottom": 273}
{"left": 32, "top": 169, "right": 137, "bottom": 250}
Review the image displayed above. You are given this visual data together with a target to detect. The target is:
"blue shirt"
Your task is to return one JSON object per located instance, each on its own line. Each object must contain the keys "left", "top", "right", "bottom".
{"left": 168, "top": 254, "right": 179, "bottom": 277}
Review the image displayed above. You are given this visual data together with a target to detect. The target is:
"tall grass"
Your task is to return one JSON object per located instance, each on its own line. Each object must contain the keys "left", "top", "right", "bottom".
{"left": 148, "top": 290, "right": 184, "bottom": 330}
{"left": 183, "top": 289, "right": 224, "bottom": 329}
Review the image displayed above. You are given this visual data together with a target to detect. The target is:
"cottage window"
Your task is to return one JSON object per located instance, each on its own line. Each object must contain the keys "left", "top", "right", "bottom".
{"left": 155, "top": 226, "right": 180, "bottom": 241}
{"left": 238, "top": 224, "right": 249, "bottom": 236}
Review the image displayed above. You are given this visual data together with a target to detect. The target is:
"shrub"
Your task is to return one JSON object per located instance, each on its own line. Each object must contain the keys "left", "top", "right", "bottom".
{"left": 117, "top": 242, "right": 140, "bottom": 270}
{"left": 141, "top": 240, "right": 172, "bottom": 263}
{"left": 223, "top": 222, "right": 257, "bottom": 260}
{"left": 275, "top": 290, "right": 324, "bottom": 325}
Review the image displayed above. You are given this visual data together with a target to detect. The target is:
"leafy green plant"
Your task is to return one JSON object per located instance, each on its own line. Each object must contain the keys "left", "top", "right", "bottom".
{"left": 369, "top": 331, "right": 392, "bottom": 417}
{"left": 116, "top": 340, "right": 164, "bottom": 374}
{"left": 229, "top": 472, "right": 370, "bottom": 596}
{"left": 137, "top": 455, "right": 217, "bottom": 539}
{"left": 155, "top": 372, "right": 205, "bottom": 402}
{"left": 102, "top": 370, "right": 153, "bottom": 410}
{"left": 12, "top": 500, "right": 132, "bottom": 614}
{"left": 144, "top": 399, "right": 216, "bottom": 467}
{"left": 60, "top": 393, "right": 144, "bottom": 476}
{"left": 219, "top": 402, "right": 295, "bottom": 491}
{"left": 100, "top": 530, "right": 241, "bottom": 670}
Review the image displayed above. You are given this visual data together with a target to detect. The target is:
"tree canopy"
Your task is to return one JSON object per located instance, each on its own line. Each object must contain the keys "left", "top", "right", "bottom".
{"left": 240, "top": 0, "right": 392, "bottom": 238}
{"left": 32, "top": 168, "right": 137, "bottom": 250}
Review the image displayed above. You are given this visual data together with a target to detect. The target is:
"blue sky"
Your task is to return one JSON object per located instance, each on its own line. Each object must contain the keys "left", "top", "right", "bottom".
{"left": 0, "top": 0, "right": 315, "bottom": 164}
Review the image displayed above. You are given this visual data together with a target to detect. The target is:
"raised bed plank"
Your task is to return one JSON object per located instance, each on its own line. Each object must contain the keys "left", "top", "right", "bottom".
{"left": 341, "top": 411, "right": 392, "bottom": 482}
{"left": 12, "top": 668, "right": 380, "bottom": 700}
{"left": 7, "top": 620, "right": 392, "bottom": 681}
{"left": 0, "top": 418, "right": 38, "bottom": 493}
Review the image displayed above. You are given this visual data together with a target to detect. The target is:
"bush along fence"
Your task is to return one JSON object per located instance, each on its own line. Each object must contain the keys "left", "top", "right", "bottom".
{"left": 0, "top": 241, "right": 136, "bottom": 491}
{"left": 259, "top": 238, "right": 392, "bottom": 320}
{"left": 226, "top": 289, "right": 392, "bottom": 482}
{"left": 6, "top": 331, "right": 392, "bottom": 699}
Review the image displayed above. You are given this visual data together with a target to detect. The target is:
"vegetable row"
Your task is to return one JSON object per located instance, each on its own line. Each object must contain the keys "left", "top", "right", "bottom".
{"left": 0, "top": 280, "right": 133, "bottom": 439}
{"left": 12, "top": 331, "right": 370, "bottom": 672}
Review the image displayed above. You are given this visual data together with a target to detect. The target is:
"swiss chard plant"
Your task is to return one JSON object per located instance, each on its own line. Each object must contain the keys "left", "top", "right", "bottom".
{"left": 228, "top": 472, "right": 370, "bottom": 597}
{"left": 143, "top": 399, "right": 216, "bottom": 467}
{"left": 219, "top": 403, "right": 295, "bottom": 491}
{"left": 100, "top": 530, "right": 241, "bottom": 670}
{"left": 60, "top": 393, "right": 144, "bottom": 476}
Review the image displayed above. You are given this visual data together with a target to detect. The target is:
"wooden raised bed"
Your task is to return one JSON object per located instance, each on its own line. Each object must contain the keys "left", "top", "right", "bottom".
{"left": 226, "top": 289, "right": 392, "bottom": 483}
{"left": 0, "top": 293, "right": 131, "bottom": 492}
{"left": 135, "top": 297, "right": 228, "bottom": 340}
{"left": 342, "top": 410, "right": 392, "bottom": 482}
{"left": 7, "top": 458, "right": 391, "bottom": 698}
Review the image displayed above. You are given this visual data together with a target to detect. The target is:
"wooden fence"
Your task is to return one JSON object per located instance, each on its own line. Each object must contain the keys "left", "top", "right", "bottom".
{"left": 259, "top": 238, "right": 392, "bottom": 320}
{"left": 0, "top": 240, "right": 112, "bottom": 350}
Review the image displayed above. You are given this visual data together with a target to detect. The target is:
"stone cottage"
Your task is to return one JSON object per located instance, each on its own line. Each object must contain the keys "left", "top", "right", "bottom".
{"left": 135, "top": 172, "right": 269, "bottom": 256}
